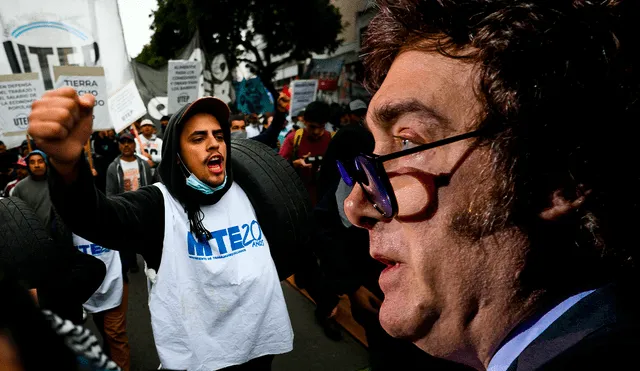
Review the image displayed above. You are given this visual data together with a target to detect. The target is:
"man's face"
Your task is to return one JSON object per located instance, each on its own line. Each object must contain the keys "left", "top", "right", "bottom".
{"left": 141, "top": 125, "right": 154, "bottom": 137}
{"left": 0, "top": 144, "right": 6, "bottom": 154}
{"left": 107, "top": 130, "right": 116, "bottom": 139}
{"left": 161, "top": 119, "right": 169, "bottom": 128}
{"left": 28, "top": 154, "right": 46, "bottom": 177}
{"left": 180, "top": 113, "right": 227, "bottom": 187}
{"left": 305, "top": 121, "right": 325, "bottom": 140}
{"left": 119, "top": 139, "right": 135, "bottom": 157}
{"left": 345, "top": 51, "right": 522, "bottom": 358}
{"left": 230, "top": 120, "right": 246, "bottom": 133}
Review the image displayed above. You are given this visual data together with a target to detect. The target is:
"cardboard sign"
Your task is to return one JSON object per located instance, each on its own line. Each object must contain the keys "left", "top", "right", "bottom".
{"left": 289, "top": 79, "right": 318, "bottom": 118}
{"left": 108, "top": 80, "right": 147, "bottom": 133}
{"left": 0, "top": 73, "right": 45, "bottom": 134}
{"left": 54, "top": 66, "right": 111, "bottom": 131}
{"left": 167, "top": 60, "right": 201, "bottom": 114}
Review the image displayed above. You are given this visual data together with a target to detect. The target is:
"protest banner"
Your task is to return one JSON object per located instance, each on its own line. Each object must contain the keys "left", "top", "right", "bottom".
{"left": 167, "top": 60, "right": 201, "bottom": 114}
{"left": 54, "top": 66, "right": 110, "bottom": 131}
{"left": 289, "top": 80, "right": 319, "bottom": 117}
{"left": 108, "top": 80, "right": 147, "bottom": 133}
{"left": 0, "top": 73, "right": 45, "bottom": 135}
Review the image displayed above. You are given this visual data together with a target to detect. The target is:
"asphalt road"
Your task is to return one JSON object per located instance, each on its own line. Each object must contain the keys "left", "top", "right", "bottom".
{"left": 86, "top": 255, "right": 370, "bottom": 371}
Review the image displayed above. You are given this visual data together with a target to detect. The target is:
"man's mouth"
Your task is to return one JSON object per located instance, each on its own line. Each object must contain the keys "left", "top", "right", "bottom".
{"left": 374, "top": 255, "right": 401, "bottom": 273}
{"left": 206, "top": 155, "right": 224, "bottom": 174}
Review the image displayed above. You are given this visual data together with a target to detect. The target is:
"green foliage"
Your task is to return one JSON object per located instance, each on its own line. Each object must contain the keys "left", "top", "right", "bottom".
{"left": 135, "top": 0, "right": 344, "bottom": 93}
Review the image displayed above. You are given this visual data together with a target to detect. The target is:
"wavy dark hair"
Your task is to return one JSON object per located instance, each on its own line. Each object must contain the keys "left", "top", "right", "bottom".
{"left": 363, "top": 0, "right": 640, "bottom": 277}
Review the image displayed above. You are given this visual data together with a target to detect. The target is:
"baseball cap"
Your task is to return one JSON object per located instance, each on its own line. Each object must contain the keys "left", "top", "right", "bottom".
{"left": 349, "top": 99, "right": 368, "bottom": 113}
{"left": 119, "top": 132, "right": 135, "bottom": 142}
{"left": 179, "top": 96, "right": 230, "bottom": 127}
{"left": 140, "top": 119, "right": 155, "bottom": 127}
{"left": 13, "top": 157, "right": 27, "bottom": 167}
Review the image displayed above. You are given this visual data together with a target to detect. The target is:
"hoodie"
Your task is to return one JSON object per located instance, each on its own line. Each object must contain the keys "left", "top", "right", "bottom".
{"left": 49, "top": 97, "right": 234, "bottom": 272}
{"left": 13, "top": 150, "right": 52, "bottom": 229}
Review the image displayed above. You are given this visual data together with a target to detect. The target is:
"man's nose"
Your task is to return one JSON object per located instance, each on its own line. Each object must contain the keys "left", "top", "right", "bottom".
{"left": 344, "top": 184, "right": 387, "bottom": 230}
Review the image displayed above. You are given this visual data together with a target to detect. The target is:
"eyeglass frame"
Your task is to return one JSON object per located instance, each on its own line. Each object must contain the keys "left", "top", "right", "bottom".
{"left": 338, "top": 129, "right": 484, "bottom": 218}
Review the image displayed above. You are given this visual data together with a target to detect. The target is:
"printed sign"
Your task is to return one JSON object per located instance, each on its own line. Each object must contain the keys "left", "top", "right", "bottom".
{"left": 289, "top": 79, "right": 318, "bottom": 117}
{"left": 54, "top": 66, "right": 110, "bottom": 131}
{"left": 167, "top": 60, "right": 201, "bottom": 114}
{"left": 108, "top": 80, "right": 147, "bottom": 133}
{"left": 0, "top": 73, "right": 45, "bottom": 134}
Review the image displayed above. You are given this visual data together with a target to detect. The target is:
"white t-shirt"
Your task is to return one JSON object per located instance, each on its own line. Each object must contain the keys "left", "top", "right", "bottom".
{"left": 136, "top": 135, "right": 163, "bottom": 164}
{"left": 73, "top": 234, "right": 123, "bottom": 313}
{"left": 120, "top": 159, "right": 141, "bottom": 192}
{"left": 150, "top": 182, "right": 293, "bottom": 370}
{"left": 246, "top": 125, "right": 262, "bottom": 139}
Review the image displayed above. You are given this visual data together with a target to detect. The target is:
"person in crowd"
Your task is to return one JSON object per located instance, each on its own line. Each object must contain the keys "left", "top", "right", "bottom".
{"left": 279, "top": 101, "right": 333, "bottom": 206}
{"left": 346, "top": 99, "right": 367, "bottom": 125}
{"left": 0, "top": 140, "right": 18, "bottom": 191}
{"left": 262, "top": 112, "right": 273, "bottom": 129}
{"left": 230, "top": 113, "right": 248, "bottom": 139}
{"left": 136, "top": 119, "right": 163, "bottom": 173}
{"left": 158, "top": 115, "right": 171, "bottom": 139}
{"left": 28, "top": 88, "right": 293, "bottom": 371}
{"left": 246, "top": 113, "right": 262, "bottom": 139}
{"left": 12, "top": 151, "right": 52, "bottom": 230}
{"left": 2, "top": 157, "right": 28, "bottom": 197}
{"left": 74, "top": 234, "right": 129, "bottom": 371}
{"left": 106, "top": 132, "right": 154, "bottom": 275}
{"left": 11, "top": 150, "right": 102, "bottom": 324}
{"left": 92, "top": 130, "right": 120, "bottom": 193}
{"left": 341, "top": 0, "right": 640, "bottom": 369}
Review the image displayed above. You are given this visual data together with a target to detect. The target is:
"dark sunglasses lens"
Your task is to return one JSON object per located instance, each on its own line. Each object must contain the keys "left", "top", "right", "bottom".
{"left": 355, "top": 156, "right": 395, "bottom": 218}
{"left": 336, "top": 160, "right": 354, "bottom": 187}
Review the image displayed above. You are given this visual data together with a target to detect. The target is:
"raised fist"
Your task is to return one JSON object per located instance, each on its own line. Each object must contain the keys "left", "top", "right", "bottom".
{"left": 28, "top": 87, "right": 95, "bottom": 172}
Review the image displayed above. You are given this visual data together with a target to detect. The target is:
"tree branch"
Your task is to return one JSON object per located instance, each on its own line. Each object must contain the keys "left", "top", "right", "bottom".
{"left": 237, "top": 58, "right": 259, "bottom": 68}
{"left": 269, "top": 54, "right": 301, "bottom": 71}
{"left": 241, "top": 36, "right": 264, "bottom": 69}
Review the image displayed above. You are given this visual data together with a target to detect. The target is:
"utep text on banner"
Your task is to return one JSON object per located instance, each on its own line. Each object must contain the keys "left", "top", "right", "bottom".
{"left": 289, "top": 80, "right": 319, "bottom": 117}
{"left": 109, "top": 80, "right": 147, "bottom": 133}
{"left": 54, "top": 66, "right": 110, "bottom": 131}
{"left": 167, "top": 60, "right": 201, "bottom": 114}
{"left": 0, "top": 0, "right": 133, "bottom": 147}
{"left": 0, "top": 73, "right": 45, "bottom": 134}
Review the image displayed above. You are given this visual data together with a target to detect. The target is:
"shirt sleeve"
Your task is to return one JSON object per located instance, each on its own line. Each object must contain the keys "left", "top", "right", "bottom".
{"left": 279, "top": 131, "right": 295, "bottom": 160}
{"left": 48, "top": 156, "right": 165, "bottom": 267}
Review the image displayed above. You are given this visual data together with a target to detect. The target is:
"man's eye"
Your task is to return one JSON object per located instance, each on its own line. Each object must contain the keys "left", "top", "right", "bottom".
{"left": 401, "top": 138, "right": 419, "bottom": 151}
{"left": 192, "top": 137, "right": 204, "bottom": 143}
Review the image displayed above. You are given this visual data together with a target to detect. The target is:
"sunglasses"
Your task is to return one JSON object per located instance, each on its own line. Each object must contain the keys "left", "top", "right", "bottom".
{"left": 337, "top": 130, "right": 483, "bottom": 218}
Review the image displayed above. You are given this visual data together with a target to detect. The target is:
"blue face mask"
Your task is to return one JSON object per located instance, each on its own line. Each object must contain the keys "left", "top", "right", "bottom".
{"left": 186, "top": 172, "right": 227, "bottom": 195}
{"left": 178, "top": 154, "right": 227, "bottom": 195}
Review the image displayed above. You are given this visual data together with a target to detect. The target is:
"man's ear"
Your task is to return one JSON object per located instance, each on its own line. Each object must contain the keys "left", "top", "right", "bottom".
{"left": 539, "top": 186, "right": 591, "bottom": 221}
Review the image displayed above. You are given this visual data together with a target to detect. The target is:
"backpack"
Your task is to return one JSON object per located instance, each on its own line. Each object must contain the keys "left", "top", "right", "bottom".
{"left": 292, "top": 128, "right": 336, "bottom": 160}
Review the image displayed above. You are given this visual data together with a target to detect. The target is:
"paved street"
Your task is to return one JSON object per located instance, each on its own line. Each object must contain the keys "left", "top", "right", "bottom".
{"left": 86, "top": 255, "right": 370, "bottom": 371}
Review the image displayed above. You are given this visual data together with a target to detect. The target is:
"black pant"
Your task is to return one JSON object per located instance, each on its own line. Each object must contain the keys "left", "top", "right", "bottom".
{"left": 219, "top": 355, "right": 274, "bottom": 371}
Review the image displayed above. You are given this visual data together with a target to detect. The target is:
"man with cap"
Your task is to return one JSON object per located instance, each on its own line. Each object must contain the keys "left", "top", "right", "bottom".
{"left": 347, "top": 99, "right": 368, "bottom": 125}
{"left": 136, "top": 118, "right": 163, "bottom": 173}
{"left": 2, "top": 157, "right": 28, "bottom": 197}
{"left": 159, "top": 115, "right": 171, "bottom": 139}
{"left": 106, "top": 132, "right": 153, "bottom": 197}
{"left": 28, "top": 87, "right": 293, "bottom": 371}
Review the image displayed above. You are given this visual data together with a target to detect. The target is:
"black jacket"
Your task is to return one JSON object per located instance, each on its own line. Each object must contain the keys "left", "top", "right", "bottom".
{"left": 105, "top": 155, "right": 153, "bottom": 196}
{"left": 506, "top": 282, "right": 640, "bottom": 370}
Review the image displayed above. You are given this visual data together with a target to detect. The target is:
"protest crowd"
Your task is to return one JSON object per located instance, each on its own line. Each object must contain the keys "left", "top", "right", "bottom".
{"left": 2, "top": 0, "right": 640, "bottom": 371}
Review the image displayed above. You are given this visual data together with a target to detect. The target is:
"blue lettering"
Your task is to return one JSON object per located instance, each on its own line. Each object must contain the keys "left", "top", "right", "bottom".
{"left": 77, "top": 244, "right": 90, "bottom": 254}
{"left": 211, "top": 229, "right": 228, "bottom": 254}
{"left": 187, "top": 233, "right": 212, "bottom": 256}
{"left": 228, "top": 226, "right": 243, "bottom": 251}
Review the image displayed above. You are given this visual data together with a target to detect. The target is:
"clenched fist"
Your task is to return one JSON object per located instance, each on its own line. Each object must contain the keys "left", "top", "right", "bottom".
{"left": 28, "top": 87, "right": 95, "bottom": 177}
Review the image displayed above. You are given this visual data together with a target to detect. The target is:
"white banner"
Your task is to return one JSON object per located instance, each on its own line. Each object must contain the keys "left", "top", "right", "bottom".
{"left": 0, "top": 0, "right": 132, "bottom": 147}
{"left": 0, "top": 73, "right": 45, "bottom": 134}
{"left": 54, "top": 66, "right": 110, "bottom": 131}
{"left": 290, "top": 79, "right": 319, "bottom": 118}
{"left": 167, "top": 60, "right": 201, "bottom": 114}
{"left": 108, "top": 80, "right": 147, "bottom": 133}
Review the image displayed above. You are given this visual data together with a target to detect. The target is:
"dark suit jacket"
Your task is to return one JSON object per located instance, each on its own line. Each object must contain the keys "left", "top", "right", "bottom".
{"left": 507, "top": 282, "right": 640, "bottom": 370}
